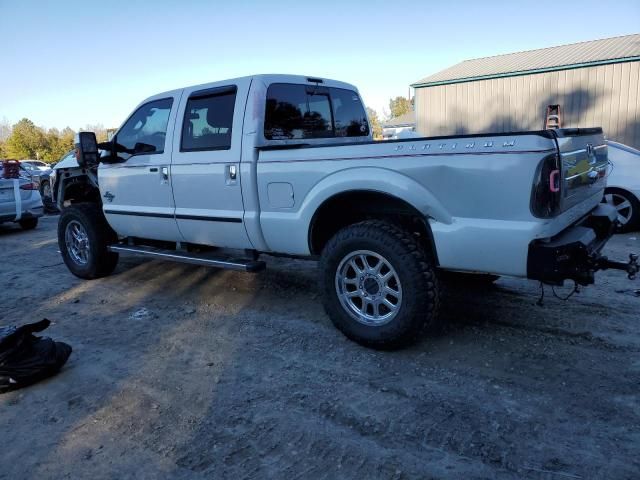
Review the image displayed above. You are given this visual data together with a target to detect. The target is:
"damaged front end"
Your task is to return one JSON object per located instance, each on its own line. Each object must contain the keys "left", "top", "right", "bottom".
{"left": 528, "top": 204, "right": 639, "bottom": 286}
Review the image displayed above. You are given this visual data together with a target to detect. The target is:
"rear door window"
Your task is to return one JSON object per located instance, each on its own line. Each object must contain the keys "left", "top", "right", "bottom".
{"left": 181, "top": 86, "right": 237, "bottom": 151}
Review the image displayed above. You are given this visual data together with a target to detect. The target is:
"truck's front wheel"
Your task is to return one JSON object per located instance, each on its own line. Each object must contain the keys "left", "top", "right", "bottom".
{"left": 319, "top": 220, "right": 440, "bottom": 349}
{"left": 58, "top": 203, "right": 119, "bottom": 279}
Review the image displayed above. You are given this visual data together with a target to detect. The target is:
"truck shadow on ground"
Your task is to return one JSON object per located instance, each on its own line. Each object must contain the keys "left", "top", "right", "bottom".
{"left": 0, "top": 223, "right": 35, "bottom": 237}
{"left": 2, "top": 256, "right": 250, "bottom": 478}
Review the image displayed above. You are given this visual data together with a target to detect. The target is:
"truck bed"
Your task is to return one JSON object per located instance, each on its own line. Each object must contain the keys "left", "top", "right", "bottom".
{"left": 255, "top": 128, "right": 607, "bottom": 276}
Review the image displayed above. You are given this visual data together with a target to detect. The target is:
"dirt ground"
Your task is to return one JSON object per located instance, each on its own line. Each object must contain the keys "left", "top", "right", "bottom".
{"left": 1, "top": 214, "right": 639, "bottom": 480}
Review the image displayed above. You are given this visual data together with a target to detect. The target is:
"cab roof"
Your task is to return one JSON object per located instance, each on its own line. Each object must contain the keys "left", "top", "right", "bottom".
{"left": 145, "top": 74, "right": 360, "bottom": 103}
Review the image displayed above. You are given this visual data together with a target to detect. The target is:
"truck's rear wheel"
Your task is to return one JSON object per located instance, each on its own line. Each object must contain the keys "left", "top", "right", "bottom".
{"left": 319, "top": 220, "right": 440, "bottom": 349}
{"left": 58, "top": 203, "right": 119, "bottom": 279}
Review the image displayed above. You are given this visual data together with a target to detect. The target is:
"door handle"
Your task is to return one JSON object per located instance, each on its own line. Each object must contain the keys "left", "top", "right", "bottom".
{"left": 161, "top": 166, "right": 169, "bottom": 181}
{"left": 228, "top": 164, "right": 237, "bottom": 180}
{"left": 149, "top": 167, "right": 158, "bottom": 172}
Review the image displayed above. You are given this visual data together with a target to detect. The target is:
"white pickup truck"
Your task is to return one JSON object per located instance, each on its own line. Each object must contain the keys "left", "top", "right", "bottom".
{"left": 53, "top": 74, "right": 638, "bottom": 348}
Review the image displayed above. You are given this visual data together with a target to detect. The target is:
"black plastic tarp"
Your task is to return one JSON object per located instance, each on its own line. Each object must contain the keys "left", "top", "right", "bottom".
{"left": 0, "top": 319, "right": 72, "bottom": 393}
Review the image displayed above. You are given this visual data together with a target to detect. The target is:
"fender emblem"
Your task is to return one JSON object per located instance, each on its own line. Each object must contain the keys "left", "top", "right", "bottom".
{"left": 103, "top": 191, "right": 115, "bottom": 203}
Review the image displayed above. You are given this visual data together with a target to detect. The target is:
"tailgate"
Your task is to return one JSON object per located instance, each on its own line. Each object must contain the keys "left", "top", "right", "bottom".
{"left": 553, "top": 128, "right": 608, "bottom": 212}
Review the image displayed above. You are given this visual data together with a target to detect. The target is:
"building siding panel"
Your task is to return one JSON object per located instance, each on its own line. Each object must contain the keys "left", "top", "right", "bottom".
{"left": 414, "top": 62, "right": 640, "bottom": 149}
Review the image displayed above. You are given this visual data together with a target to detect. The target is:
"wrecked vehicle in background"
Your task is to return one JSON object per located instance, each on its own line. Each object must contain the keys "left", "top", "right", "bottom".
{"left": 0, "top": 160, "right": 43, "bottom": 230}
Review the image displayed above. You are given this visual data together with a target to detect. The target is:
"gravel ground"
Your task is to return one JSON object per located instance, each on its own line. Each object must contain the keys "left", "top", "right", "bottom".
{"left": 1, "top": 215, "right": 639, "bottom": 480}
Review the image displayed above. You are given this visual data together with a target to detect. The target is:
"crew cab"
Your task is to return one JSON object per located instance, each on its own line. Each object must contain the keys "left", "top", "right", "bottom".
{"left": 52, "top": 74, "right": 638, "bottom": 348}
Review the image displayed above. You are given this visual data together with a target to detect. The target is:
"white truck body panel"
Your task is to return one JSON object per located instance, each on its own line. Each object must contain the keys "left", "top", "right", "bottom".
{"left": 170, "top": 77, "right": 253, "bottom": 249}
{"left": 99, "top": 89, "right": 183, "bottom": 242}
{"left": 254, "top": 133, "right": 603, "bottom": 276}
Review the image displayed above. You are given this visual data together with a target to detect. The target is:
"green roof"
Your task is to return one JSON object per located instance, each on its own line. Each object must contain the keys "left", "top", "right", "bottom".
{"left": 412, "top": 34, "right": 640, "bottom": 88}
{"left": 382, "top": 111, "right": 415, "bottom": 128}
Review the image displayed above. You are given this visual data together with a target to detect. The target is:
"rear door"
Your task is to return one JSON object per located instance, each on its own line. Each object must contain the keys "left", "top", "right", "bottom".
{"left": 170, "top": 78, "right": 253, "bottom": 248}
{"left": 99, "top": 93, "right": 183, "bottom": 241}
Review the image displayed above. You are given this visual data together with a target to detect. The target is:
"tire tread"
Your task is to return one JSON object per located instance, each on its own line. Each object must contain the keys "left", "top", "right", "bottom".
{"left": 319, "top": 220, "right": 441, "bottom": 349}
{"left": 58, "top": 203, "right": 118, "bottom": 279}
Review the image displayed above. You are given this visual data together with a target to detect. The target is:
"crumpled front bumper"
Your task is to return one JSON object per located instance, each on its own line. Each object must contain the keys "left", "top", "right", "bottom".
{"left": 527, "top": 204, "right": 636, "bottom": 285}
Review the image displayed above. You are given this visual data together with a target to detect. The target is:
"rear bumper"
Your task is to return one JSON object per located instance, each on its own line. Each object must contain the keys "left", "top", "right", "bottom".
{"left": 527, "top": 204, "right": 617, "bottom": 285}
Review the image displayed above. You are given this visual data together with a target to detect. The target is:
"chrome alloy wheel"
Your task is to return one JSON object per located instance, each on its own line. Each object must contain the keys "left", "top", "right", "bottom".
{"left": 335, "top": 250, "right": 403, "bottom": 326}
{"left": 65, "top": 220, "right": 90, "bottom": 265}
{"left": 604, "top": 192, "right": 634, "bottom": 226}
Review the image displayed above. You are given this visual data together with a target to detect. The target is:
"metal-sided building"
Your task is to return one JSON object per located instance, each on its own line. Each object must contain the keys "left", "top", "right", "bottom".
{"left": 411, "top": 34, "right": 640, "bottom": 148}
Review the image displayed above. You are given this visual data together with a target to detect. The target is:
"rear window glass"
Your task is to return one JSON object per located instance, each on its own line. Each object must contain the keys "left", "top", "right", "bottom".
{"left": 264, "top": 83, "right": 369, "bottom": 140}
{"left": 181, "top": 87, "right": 237, "bottom": 151}
{"left": 331, "top": 88, "right": 369, "bottom": 137}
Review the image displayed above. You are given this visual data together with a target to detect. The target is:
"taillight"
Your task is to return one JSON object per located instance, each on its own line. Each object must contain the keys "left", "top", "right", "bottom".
{"left": 549, "top": 170, "right": 560, "bottom": 192}
{"left": 531, "top": 154, "right": 561, "bottom": 218}
{"left": 20, "top": 182, "right": 37, "bottom": 190}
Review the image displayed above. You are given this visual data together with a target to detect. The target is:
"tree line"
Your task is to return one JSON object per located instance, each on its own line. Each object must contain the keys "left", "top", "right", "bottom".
{"left": 368, "top": 96, "right": 413, "bottom": 139}
{"left": 0, "top": 118, "right": 108, "bottom": 163}
{"left": 0, "top": 96, "right": 412, "bottom": 158}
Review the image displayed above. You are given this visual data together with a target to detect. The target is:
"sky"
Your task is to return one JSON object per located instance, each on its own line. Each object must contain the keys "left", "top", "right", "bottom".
{"left": 1, "top": 0, "right": 639, "bottom": 131}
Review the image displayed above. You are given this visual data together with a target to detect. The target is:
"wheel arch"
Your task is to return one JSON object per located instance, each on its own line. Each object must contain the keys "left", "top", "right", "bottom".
{"left": 605, "top": 185, "right": 640, "bottom": 201}
{"left": 304, "top": 168, "right": 450, "bottom": 259}
{"left": 58, "top": 174, "right": 101, "bottom": 208}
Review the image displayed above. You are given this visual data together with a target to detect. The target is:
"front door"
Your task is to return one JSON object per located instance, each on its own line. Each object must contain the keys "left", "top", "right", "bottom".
{"left": 170, "top": 79, "right": 252, "bottom": 249}
{"left": 99, "top": 94, "right": 183, "bottom": 242}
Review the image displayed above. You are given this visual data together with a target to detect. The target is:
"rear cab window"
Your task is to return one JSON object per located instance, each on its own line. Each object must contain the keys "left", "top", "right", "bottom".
{"left": 264, "top": 83, "right": 369, "bottom": 140}
{"left": 181, "top": 86, "right": 237, "bottom": 151}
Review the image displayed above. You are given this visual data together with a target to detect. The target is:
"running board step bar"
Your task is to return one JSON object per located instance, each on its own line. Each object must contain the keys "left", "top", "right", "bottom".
{"left": 108, "top": 244, "right": 266, "bottom": 272}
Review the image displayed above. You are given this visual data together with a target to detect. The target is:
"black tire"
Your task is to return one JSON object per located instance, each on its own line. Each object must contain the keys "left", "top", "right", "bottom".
{"left": 18, "top": 217, "right": 38, "bottom": 230}
{"left": 319, "top": 220, "right": 441, "bottom": 349}
{"left": 603, "top": 188, "right": 640, "bottom": 233}
{"left": 58, "top": 203, "right": 119, "bottom": 279}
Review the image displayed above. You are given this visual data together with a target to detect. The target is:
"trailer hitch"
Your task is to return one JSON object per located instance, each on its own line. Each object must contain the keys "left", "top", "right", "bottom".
{"left": 596, "top": 253, "right": 639, "bottom": 280}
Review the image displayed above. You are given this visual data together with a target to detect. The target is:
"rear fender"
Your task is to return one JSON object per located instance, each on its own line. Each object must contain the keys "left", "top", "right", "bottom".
{"left": 260, "top": 166, "right": 451, "bottom": 255}
{"left": 302, "top": 167, "right": 451, "bottom": 224}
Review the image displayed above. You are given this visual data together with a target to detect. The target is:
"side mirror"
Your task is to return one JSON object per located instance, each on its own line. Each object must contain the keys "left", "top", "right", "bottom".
{"left": 74, "top": 132, "right": 99, "bottom": 167}
{"left": 134, "top": 142, "right": 157, "bottom": 154}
